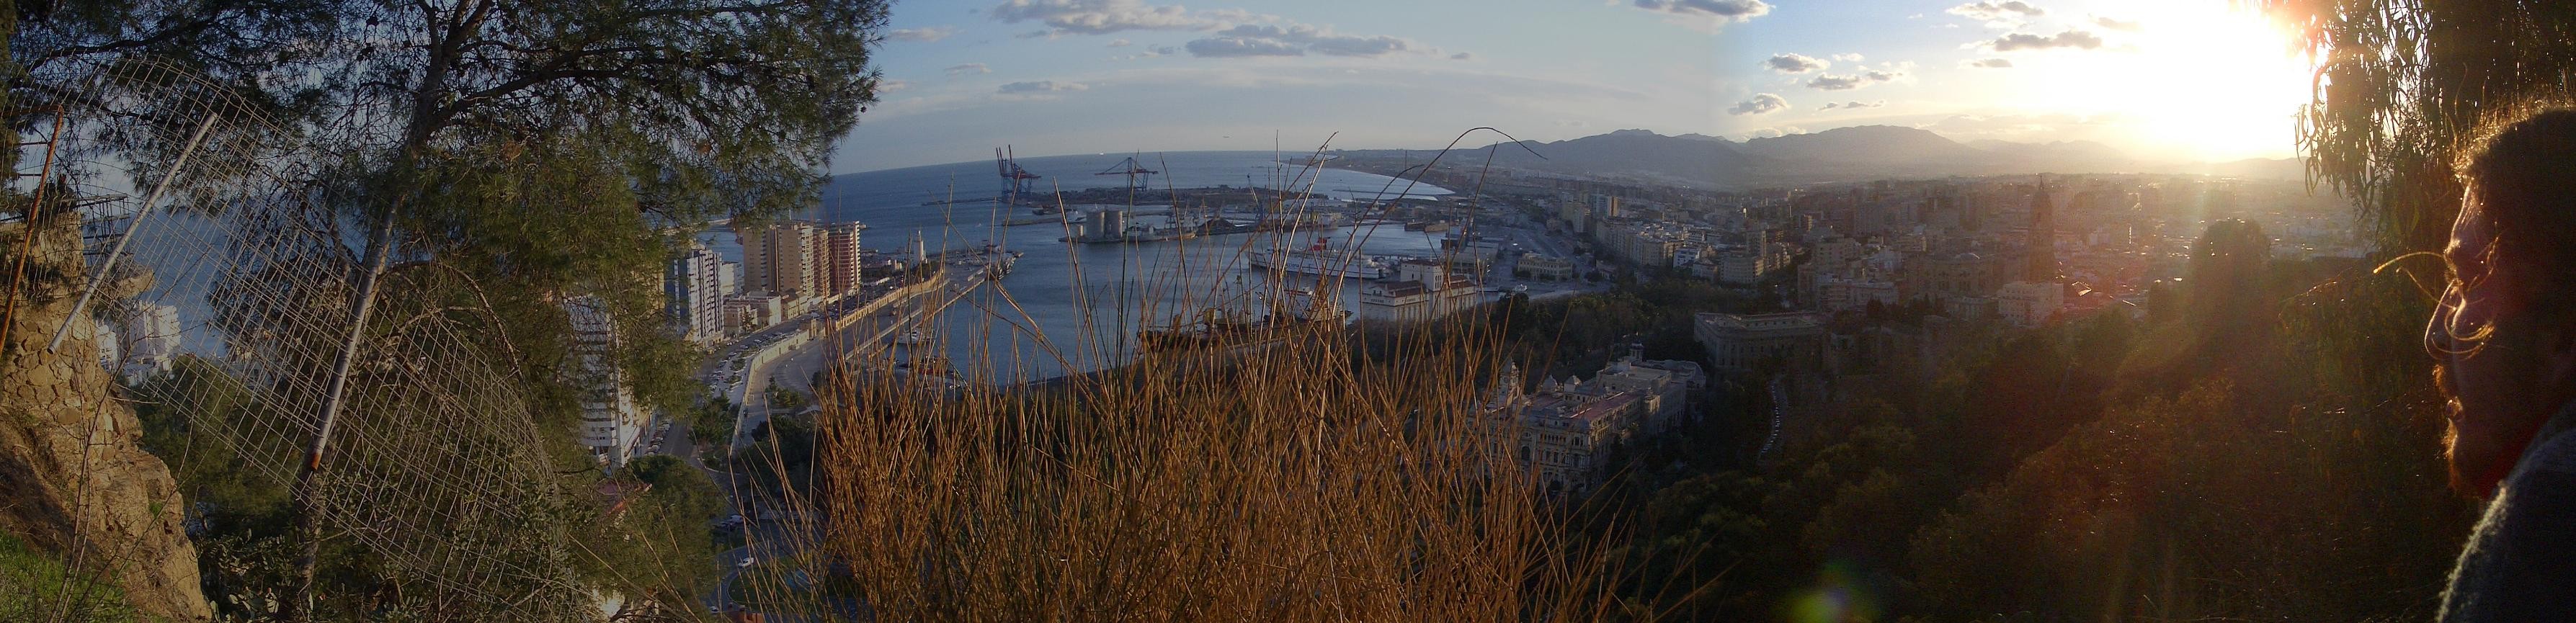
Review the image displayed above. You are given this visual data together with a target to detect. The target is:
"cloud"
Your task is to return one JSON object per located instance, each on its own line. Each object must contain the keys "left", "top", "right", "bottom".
{"left": 1185, "top": 36, "right": 1306, "bottom": 57}
{"left": 2093, "top": 16, "right": 2140, "bottom": 31}
{"left": 1450, "top": 52, "right": 1475, "bottom": 60}
{"left": 1765, "top": 53, "right": 1829, "bottom": 73}
{"left": 1728, "top": 92, "right": 1788, "bottom": 115}
{"left": 1632, "top": 0, "right": 1771, "bottom": 22}
{"left": 876, "top": 79, "right": 910, "bottom": 94}
{"left": 1306, "top": 34, "right": 1417, "bottom": 57}
{"left": 1111, "top": 43, "right": 1180, "bottom": 60}
{"left": 1832, "top": 53, "right": 1866, "bottom": 62}
{"left": 1749, "top": 126, "right": 1804, "bottom": 138}
{"left": 1947, "top": 1, "right": 2044, "bottom": 22}
{"left": 1107, "top": 38, "right": 1133, "bottom": 47}
{"left": 1966, "top": 58, "right": 2013, "bottom": 68}
{"left": 888, "top": 26, "right": 959, "bottom": 42}
{"left": 997, "top": 80, "right": 1089, "bottom": 94}
{"left": 1820, "top": 100, "right": 1884, "bottom": 109}
{"left": 1185, "top": 23, "right": 1435, "bottom": 59}
{"left": 1557, "top": 120, "right": 1590, "bottom": 127}
{"left": 1988, "top": 29, "right": 2103, "bottom": 51}
{"left": 1805, "top": 69, "right": 1902, "bottom": 90}
{"left": 989, "top": 0, "right": 1234, "bottom": 35}
{"left": 945, "top": 63, "right": 991, "bottom": 76}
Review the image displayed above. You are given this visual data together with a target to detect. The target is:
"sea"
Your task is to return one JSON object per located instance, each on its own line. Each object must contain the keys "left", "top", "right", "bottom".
{"left": 704, "top": 151, "right": 1462, "bottom": 381}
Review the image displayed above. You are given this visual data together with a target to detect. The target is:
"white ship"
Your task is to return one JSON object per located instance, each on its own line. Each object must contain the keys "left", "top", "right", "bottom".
{"left": 1248, "top": 238, "right": 1390, "bottom": 279}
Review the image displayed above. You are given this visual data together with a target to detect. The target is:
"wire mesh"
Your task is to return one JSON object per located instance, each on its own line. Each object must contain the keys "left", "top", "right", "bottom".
{"left": 27, "top": 58, "right": 574, "bottom": 610}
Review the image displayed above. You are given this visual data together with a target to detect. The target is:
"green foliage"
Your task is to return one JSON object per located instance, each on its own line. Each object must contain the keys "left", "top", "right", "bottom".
{"left": 579, "top": 457, "right": 726, "bottom": 613}
{"left": 14, "top": 1, "right": 886, "bottom": 613}
{"left": 0, "top": 534, "right": 141, "bottom": 623}
{"left": 1604, "top": 255, "right": 2464, "bottom": 620}
{"left": 690, "top": 395, "right": 738, "bottom": 446}
{"left": 2263, "top": 0, "right": 2576, "bottom": 252}
{"left": 739, "top": 414, "right": 815, "bottom": 496}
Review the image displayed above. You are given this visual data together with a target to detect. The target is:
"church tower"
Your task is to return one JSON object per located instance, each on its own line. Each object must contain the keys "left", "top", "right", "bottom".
{"left": 2024, "top": 177, "right": 2055, "bottom": 282}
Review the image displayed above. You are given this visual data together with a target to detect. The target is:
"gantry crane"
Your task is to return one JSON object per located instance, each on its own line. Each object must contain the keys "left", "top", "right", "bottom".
{"left": 1094, "top": 156, "right": 1157, "bottom": 192}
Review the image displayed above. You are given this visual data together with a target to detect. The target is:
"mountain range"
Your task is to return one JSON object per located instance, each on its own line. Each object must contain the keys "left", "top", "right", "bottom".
{"left": 1346, "top": 126, "right": 2302, "bottom": 188}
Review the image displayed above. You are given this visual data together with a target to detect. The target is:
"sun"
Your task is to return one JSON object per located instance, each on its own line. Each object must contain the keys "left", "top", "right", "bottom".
{"left": 2018, "top": 1, "right": 2314, "bottom": 162}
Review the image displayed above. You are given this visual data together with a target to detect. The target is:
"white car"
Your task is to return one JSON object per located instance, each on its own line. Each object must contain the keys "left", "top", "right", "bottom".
{"left": 737, "top": 555, "right": 757, "bottom": 568}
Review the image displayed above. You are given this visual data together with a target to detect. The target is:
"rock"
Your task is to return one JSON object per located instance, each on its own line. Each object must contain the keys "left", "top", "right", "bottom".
{"left": 1, "top": 207, "right": 213, "bottom": 621}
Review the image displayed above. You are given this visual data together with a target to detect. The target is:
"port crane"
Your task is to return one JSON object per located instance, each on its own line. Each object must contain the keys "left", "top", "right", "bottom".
{"left": 994, "top": 145, "right": 1038, "bottom": 197}
{"left": 1094, "top": 156, "right": 1158, "bottom": 191}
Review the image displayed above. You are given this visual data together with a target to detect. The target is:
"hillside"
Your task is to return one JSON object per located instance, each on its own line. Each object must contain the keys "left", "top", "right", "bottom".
{"left": 1347, "top": 126, "right": 2301, "bottom": 188}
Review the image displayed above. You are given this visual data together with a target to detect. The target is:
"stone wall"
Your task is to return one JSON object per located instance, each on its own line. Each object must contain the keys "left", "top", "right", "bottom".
{"left": 1, "top": 207, "right": 213, "bottom": 620}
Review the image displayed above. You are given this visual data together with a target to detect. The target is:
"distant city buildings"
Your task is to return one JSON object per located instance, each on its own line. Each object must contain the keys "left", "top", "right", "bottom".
{"left": 731, "top": 218, "right": 870, "bottom": 326}
{"left": 565, "top": 296, "right": 646, "bottom": 470}
{"left": 1695, "top": 311, "right": 1827, "bottom": 375}
{"left": 116, "top": 302, "right": 181, "bottom": 380}
{"left": 1485, "top": 349, "right": 1706, "bottom": 494}
{"left": 1358, "top": 259, "right": 1481, "bottom": 323}
{"left": 1515, "top": 252, "right": 1577, "bottom": 281}
{"left": 666, "top": 242, "right": 728, "bottom": 344}
{"left": 821, "top": 221, "right": 866, "bottom": 296}
{"left": 738, "top": 220, "right": 818, "bottom": 300}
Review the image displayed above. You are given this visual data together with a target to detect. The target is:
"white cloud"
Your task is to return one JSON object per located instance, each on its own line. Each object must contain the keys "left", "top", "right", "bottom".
{"left": 998, "top": 80, "right": 1090, "bottom": 94}
{"left": 1987, "top": 29, "right": 2103, "bottom": 51}
{"left": 876, "top": 79, "right": 910, "bottom": 94}
{"left": 1820, "top": 100, "right": 1884, "bottom": 109}
{"left": 1765, "top": 53, "right": 1829, "bottom": 73}
{"left": 989, "top": 0, "right": 1237, "bottom": 35}
{"left": 1185, "top": 23, "right": 1438, "bottom": 59}
{"left": 1633, "top": 0, "right": 1772, "bottom": 22}
{"left": 1966, "top": 58, "right": 2013, "bottom": 68}
{"left": 888, "top": 26, "right": 960, "bottom": 42}
{"left": 1805, "top": 68, "right": 1903, "bottom": 90}
{"left": 1947, "top": 1, "right": 2045, "bottom": 23}
{"left": 945, "top": 63, "right": 992, "bottom": 76}
{"left": 2093, "top": 16, "right": 2141, "bottom": 32}
{"left": 1728, "top": 92, "right": 1789, "bottom": 115}
{"left": 1832, "top": 53, "right": 1866, "bottom": 62}
{"left": 1185, "top": 36, "right": 1306, "bottom": 57}
{"left": 1451, "top": 52, "right": 1475, "bottom": 60}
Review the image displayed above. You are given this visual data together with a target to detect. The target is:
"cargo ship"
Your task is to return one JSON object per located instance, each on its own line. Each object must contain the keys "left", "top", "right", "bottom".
{"left": 1247, "top": 238, "right": 1389, "bottom": 279}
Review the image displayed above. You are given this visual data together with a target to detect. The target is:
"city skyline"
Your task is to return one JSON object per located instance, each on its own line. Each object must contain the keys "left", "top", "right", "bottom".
{"left": 837, "top": 0, "right": 2314, "bottom": 173}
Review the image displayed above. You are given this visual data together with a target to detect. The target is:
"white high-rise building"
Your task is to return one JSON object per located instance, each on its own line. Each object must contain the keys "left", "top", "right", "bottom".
{"left": 117, "top": 302, "right": 182, "bottom": 380}
{"left": 566, "top": 297, "right": 646, "bottom": 470}
{"left": 666, "top": 242, "right": 726, "bottom": 344}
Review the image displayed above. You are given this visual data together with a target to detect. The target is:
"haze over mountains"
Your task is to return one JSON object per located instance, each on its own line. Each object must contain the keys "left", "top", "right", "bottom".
{"left": 1346, "top": 126, "right": 2303, "bottom": 188}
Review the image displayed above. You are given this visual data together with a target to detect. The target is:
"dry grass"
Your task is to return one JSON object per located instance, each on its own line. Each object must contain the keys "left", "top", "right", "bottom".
{"left": 719, "top": 143, "right": 1618, "bottom": 622}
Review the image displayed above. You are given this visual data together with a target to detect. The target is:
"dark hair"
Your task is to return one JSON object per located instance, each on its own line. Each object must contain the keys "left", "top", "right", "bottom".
{"left": 2458, "top": 105, "right": 2576, "bottom": 311}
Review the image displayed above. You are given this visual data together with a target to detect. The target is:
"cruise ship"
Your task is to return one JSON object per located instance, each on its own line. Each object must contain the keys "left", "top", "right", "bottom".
{"left": 1247, "top": 238, "right": 1389, "bottom": 279}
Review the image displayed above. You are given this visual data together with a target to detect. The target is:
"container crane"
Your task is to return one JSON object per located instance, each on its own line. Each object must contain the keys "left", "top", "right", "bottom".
{"left": 1094, "top": 156, "right": 1158, "bottom": 191}
{"left": 994, "top": 145, "right": 1038, "bottom": 198}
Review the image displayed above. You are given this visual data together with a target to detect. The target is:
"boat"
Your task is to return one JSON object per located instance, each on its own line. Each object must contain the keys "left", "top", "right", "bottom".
{"left": 1248, "top": 238, "right": 1389, "bottom": 279}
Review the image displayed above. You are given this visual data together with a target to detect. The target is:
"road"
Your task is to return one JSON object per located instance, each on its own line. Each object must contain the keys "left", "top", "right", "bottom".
{"left": 688, "top": 277, "right": 989, "bottom": 619}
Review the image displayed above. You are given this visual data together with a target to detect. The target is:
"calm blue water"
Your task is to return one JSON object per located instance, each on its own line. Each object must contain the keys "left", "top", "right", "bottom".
{"left": 708, "top": 151, "right": 1459, "bottom": 380}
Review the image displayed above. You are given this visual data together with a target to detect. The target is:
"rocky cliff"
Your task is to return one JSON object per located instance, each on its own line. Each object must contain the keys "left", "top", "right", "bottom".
{"left": 1, "top": 206, "right": 213, "bottom": 621}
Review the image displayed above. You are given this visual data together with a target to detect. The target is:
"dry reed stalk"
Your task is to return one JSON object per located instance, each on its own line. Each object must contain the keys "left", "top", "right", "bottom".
{"left": 716, "top": 144, "right": 1617, "bottom": 622}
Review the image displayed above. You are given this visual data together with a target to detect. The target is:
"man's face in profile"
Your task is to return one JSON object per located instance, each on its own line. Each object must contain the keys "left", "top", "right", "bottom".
{"left": 2428, "top": 190, "right": 2552, "bottom": 498}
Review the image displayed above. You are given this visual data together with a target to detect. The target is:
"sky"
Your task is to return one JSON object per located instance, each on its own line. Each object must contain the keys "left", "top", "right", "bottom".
{"left": 830, "top": 0, "right": 2315, "bottom": 173}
